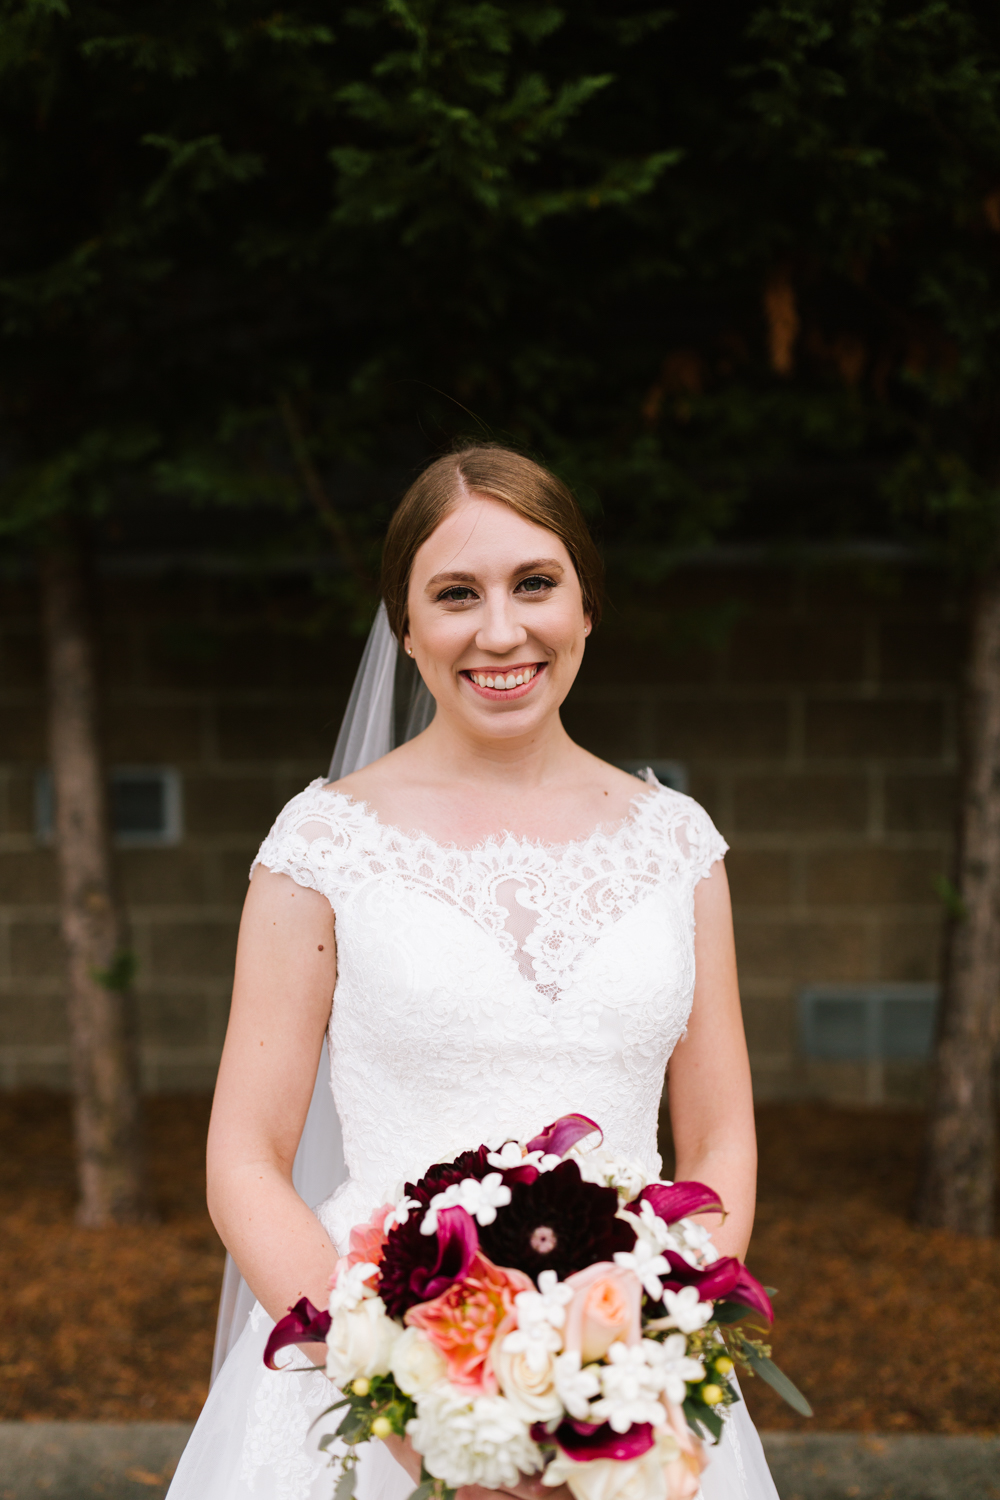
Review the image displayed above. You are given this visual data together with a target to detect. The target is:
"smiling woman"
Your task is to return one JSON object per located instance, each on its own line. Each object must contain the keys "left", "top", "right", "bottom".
{"left": 167, "top": 443, "right": 774, "bottom": 1500}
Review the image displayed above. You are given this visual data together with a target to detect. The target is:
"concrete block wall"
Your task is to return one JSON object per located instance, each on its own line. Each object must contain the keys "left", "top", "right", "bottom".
{"left": 0, "top": 562, "right": 961, "bottom": 1100}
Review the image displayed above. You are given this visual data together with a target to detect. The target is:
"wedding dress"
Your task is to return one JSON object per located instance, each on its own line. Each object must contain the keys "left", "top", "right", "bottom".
{"left": 167, "top": 771, "right": 779, "bottom": 1500}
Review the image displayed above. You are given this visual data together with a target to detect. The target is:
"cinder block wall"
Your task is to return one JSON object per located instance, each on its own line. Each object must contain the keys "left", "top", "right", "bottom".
{"left": 0, "top": 561, "right": 961, "bottom": 1100}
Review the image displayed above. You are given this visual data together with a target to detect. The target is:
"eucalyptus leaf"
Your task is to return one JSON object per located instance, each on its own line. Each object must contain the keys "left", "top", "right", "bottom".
{"left": 335, "top": 1466, "right": 358, "bottom": 1500}
{"left": 738, "top": 1344, "right": 814, "bottom": 1417}
{"left": 406, "top": 1483, "right": 437, "bottom": 1500}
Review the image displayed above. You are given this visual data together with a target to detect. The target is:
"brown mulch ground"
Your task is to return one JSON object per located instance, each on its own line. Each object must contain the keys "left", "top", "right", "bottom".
{"left": 1, "top": 1096, "right": 998, "bottom": 1431}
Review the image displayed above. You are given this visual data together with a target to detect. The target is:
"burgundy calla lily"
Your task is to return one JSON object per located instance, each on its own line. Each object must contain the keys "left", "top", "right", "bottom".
{"left": 661, "top": 1252, "right": 774, "bottom": 1325}
{"left": 263, "top": 1297, "right": 331, "bottom": 1370}
{"left": 533, "top": 1419, "right": 655, "bottom": 1462}
{"left": 527, "top": 1113, "right": 602, "bottom": 1158}
{"left": 629, "top": 1180, "right": 725, "bottom": 1223}
{"left": 409, "top": 1205, "right": 479, "bottom": 1302}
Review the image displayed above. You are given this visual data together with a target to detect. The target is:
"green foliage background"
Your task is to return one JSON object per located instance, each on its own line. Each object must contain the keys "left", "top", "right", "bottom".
{"left": 1, "top": 0, "right": 999, "bottom": 609}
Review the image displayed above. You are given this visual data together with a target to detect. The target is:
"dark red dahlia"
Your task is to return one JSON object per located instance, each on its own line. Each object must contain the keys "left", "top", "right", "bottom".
{"left": 378, "top": 1205, "right": 479, "bottom": 1319}
{"left": 416, "top": 1145, "right": 494, "bottom": 1197}
{"left": 477, "top": 1159, "right": 635, "bottom": 1282}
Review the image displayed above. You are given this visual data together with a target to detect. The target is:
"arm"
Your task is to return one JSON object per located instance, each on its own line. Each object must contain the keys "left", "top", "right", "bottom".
{"left": 666, "top": 860, "right": 757, "bottom": 1262}
{"left": 206, "top": 866, "right": 340, "bottom": 1358}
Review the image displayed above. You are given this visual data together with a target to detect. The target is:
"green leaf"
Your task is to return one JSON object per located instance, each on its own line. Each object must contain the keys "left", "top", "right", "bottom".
{"left": 682, "top": 1396, "right": 723, "bottom": 1442}
{"left": 738, "top": 1344, "right": 814, "bottom": 1417}
{"left": 710, "top": 1300, "right": 758, "bottom": 1325}
{"left": 335, "top": 1467, "right": 358, "bottom": 1500}
{"left": 406, "top": 1484, "right": 437, "bottom": 1500}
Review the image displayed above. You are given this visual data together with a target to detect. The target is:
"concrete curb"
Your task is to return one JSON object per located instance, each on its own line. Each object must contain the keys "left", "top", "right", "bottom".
{"left": 761, "top": 1432, "right": 1000, "bottom": 1500}
{"left": 0, "top": 1425, "right": 997, "bottom": 1499}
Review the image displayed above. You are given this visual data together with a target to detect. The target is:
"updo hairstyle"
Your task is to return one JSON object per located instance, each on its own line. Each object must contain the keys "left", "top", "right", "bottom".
{"left": 381, "top": 444, "right": 604, "bottom": 642}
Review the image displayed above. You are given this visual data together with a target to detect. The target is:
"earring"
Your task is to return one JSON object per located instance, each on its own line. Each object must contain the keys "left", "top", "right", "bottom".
{"left": 407, "top": 647, "right": 413, "bottom": 656}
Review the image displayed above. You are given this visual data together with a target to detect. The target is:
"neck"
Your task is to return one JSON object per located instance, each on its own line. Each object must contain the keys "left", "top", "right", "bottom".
{"left": 411, "top": 704, "right": 580, "bottom": 793}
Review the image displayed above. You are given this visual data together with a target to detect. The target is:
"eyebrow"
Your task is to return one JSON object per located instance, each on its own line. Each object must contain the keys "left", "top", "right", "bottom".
{"left": 425, "top": 559, "right": 565, "bottom": 590}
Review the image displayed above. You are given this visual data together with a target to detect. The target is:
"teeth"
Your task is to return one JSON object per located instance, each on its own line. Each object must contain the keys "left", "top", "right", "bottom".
{"left": 470, "top": 666, "right": 539, "bottom": 689}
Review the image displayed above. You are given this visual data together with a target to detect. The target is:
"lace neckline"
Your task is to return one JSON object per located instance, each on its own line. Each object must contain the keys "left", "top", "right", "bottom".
{"left": 313, "top": 770, "right": 664, "bottom": 861}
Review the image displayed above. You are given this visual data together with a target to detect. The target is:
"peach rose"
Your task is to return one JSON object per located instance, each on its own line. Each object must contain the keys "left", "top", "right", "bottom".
{"left": 345, "top": 1203, "right": 393, "bottom": 1270}
{"left": 405, "top": 1253, "right": 533, "bottom": 1395}
{"left": 563, "top": 1262, "right": 642, "bottom": 1364}
{"left": 659, "top": 1401, "right": 708, "bottom": 1500}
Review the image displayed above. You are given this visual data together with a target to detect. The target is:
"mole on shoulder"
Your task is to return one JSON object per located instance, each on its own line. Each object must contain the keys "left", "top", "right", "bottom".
{"left": 318, "top": 944, "right": 325, "bottom": 951}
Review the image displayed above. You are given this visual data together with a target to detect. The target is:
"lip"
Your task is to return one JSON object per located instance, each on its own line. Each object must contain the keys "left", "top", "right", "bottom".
{"left": 462, "top": 662, "right": 547, "bottom": 702}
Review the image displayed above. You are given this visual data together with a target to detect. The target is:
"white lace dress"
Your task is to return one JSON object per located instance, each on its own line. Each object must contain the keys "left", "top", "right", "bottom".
{"left": 167, "top": 775, "right": 779, "bottom": 1500}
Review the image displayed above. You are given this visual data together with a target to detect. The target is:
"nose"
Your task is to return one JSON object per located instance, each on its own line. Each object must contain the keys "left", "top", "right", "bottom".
{"left": 475, "top": 588, "right": 528, "bottom": 657}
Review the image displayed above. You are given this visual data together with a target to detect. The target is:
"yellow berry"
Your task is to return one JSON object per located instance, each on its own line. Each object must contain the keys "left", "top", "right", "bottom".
{"left": 714, "top": 1356, "right": 734, "bottom": 1378}
{"left": 371, "top": 1416, "right": 393, "bottom": 1439}
{"left": 352, "top": 1378, "right": 371, "bottom": 1397}
{"left": 701, "top": 1384, "right": 725, "bottom": 1406}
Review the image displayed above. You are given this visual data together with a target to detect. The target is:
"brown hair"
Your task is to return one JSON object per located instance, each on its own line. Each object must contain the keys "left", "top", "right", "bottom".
{"left": 381, "top": 444, "right": 604, "bottom": 641}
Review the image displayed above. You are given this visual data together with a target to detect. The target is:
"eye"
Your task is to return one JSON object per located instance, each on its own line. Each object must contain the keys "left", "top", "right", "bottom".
{"left": 437, "top": 585, "right": 478, "bottom": 603}
{"left": 515, "top": 575, "right": 555, "bottom": 595}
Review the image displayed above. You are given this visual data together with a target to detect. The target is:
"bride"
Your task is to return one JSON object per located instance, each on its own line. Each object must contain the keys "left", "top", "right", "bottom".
{"left": 167, "top": 445, "right": 779, "bottom": 1500}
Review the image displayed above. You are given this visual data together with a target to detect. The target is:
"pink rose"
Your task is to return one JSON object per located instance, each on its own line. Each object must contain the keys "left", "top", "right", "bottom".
{"left": 405, "top": 1253, "right": 533, "bottom": 1395}
{"left": 563, "top": 1262, "right": 642, "bottom": 1364}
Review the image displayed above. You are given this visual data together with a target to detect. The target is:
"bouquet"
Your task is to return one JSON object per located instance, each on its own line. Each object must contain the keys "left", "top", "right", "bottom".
{"left": 265, "top": 1114, "right": 809, "bottom": 1500}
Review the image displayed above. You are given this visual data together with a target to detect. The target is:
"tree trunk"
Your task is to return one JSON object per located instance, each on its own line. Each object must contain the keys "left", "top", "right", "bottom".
{"left": 39, "top": 535, "right": 149, "bottom": 1226}
{"left": 916, "top": 567, "right": 1000, "bottom": 1235}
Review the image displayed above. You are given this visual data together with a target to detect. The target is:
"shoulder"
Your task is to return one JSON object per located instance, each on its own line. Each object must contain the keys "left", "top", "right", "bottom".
{"left": 641, "top": 776, "right": 728, "bottom": 882}
{"left": 251, "top": 778, "right": 369, "bottom": 892}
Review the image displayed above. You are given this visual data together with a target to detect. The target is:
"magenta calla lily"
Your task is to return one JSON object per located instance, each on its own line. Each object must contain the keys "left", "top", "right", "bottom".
{"left": 263, "top": 1297, "right": 332, "bottom": 1370}
{"left": 527, "top": 1113, "right": 602, "bottom": 1158}
{"left": 409, "top": 1205, "right": 479, "bottom": 1303}
{"left": 543, "top": 1419, "right": 655, "bottom": 1462}
{"left": 629, "top": 1180, "right": 725, "bottom": 1223}
{"left": 661, "top": 1251, "right": 774, "bottom": 1325}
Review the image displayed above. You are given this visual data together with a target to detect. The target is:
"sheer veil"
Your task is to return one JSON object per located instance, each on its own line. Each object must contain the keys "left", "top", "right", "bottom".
{"left": 210, "top": 603, "right": 435, "bottom": 1382}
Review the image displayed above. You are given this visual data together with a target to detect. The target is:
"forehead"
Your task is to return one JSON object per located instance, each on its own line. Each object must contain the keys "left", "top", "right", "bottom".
{"left": 412, "top": 495, "right": 572, "bottom": 578}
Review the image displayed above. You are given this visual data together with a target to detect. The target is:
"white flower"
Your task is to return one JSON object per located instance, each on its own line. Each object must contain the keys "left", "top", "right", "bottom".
{"left": 383, "top": 1195, "right": 421, "bottom": 1233}
{"left": 643, "top": 1334, "right": 706, "bottom": 1406}
{"left": 486, "top": 1140, "right": 563, "bottom": 1173}
{"left": 633, "top": 1199, "right": 674, "bottom": 1253}
{"left": 326, "top": 1296, "right": 401, "bottom": 1385}
{"left": 542, "top": 1441, "right": 673, "bottom": 1500}
{"left": 614, "top": 1240, "right": 670, "bottom": 1302}
{"left": 390, "top": 1326, "right": 448, "bottom": 1396}
{"left": 421, "top": 1173, "right": 512, "bottom": 1235}
{"left": 517, "top": 1270, "right": 575, "bottom": 1331}
{"left": 553, "top": 1350, "right": 602, "bottom": 1420}
{"left": 407, "top": 1386, "right": 542, "bottom": 1490}
{"left": 571, "top": 1148, "right": 648, "bottom": 1203}
{"left": 329, "top": 1261, "right": 380, "bottom": 1314}
{"left": 657, "top": 1287, "right": 713, "bottom": 1335}
{"left": 590, "top": 1342, "right": 670, "bottom": 1433}
{"left": 493, "top": 1331, "right": 562, "bottom": 1424}
{"left": 671, "top": 1217, "right": 719, "bottom": 1267}
{"left": 487, "top": 1141, "right": 527, "bottom": 1171}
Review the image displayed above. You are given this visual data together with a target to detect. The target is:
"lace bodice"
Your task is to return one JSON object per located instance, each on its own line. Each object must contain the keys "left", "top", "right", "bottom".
{"left": 253, "top": 772, "right": 727, "bottom": 1255}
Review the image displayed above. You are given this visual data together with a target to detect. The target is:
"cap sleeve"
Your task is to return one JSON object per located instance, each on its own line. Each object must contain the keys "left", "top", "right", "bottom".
{"left": 682, "top": 796, "right": 728, "bottom": 883}
{"left": 641, "top": 776, "right": 728, "bottom": 886}
{"left": 251, "top": 778, "right": 355, "bottom": 902}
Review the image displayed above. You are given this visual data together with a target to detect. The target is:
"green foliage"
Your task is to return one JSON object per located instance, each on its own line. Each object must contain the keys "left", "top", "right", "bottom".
{"left": 0, "top": 0, "right": 998, "bottom": 582}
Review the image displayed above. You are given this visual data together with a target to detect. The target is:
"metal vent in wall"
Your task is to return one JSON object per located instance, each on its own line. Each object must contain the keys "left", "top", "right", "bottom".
{"left": 36, "top": 767, "right": 183, "bottom": 847}
{"left": 798, "top": 984, "right": 938, "bottom": 1062}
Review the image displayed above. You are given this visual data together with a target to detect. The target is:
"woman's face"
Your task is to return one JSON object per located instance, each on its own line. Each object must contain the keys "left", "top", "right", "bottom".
{"left": 404, "top": 493, "right": 590, "bottom": 740}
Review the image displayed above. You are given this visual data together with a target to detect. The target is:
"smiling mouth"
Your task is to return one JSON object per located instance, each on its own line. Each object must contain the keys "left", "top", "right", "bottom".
{"left": 461, "top": 662, "right": 545, "bottom": 699}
